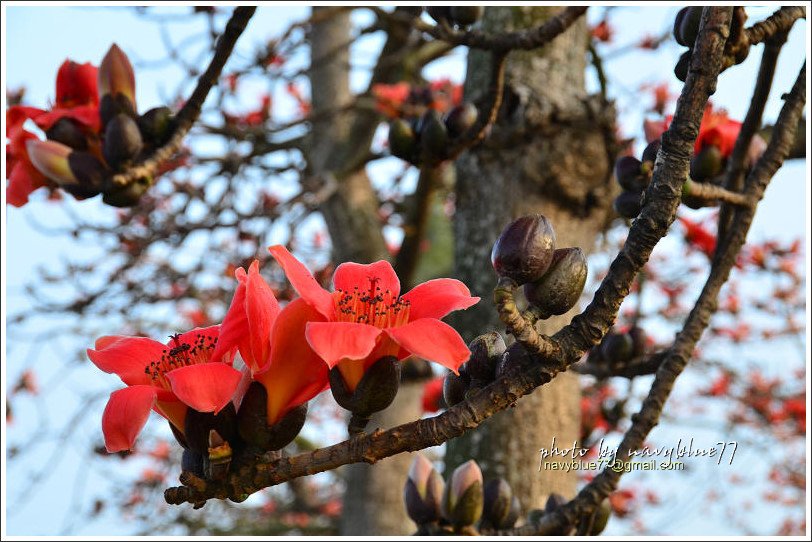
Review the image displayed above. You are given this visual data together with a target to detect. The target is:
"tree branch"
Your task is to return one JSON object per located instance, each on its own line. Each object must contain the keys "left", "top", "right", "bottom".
{"left": 744, "top": 6, "right": 806, "bottom": 47}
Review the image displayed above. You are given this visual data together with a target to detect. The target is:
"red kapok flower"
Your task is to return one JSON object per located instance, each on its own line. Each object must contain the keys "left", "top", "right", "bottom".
{"left": 87, "top": 326, "right": 242, "bottom": 452}
{"left": 372, "top": 82, "right": 411, "bottom": 118}
{"left": 268, "top": 245, "right": 480, "bottom": 392}
{"left": 56, "top": 60, "right": 99, "bottom": 108}
{"left": 421, "top": 376, "right": 445, "bottom": 413}
{"left": 211, "top": 260, "right": 329, "bottom": 425}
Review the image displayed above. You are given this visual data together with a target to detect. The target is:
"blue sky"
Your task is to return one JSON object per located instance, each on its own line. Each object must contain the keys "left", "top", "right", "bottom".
{"left": 3, "top": 4, "right": 808, "bottom": 536}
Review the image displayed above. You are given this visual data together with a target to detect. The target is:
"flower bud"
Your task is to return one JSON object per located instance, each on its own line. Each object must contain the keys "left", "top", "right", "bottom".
{"left": 388, "top": 118, "right": 417, "bottom": 162}
{"left": 99, "top": 44, "right": 136, "bottom": 126}
{"left": 524, "top": 247, "right": 588, "bottom": 318}
{"left": 674, "top": 50, "right": 692, "bottom": 82}
{"left": 442, "top": 460, "right": 484, "bottom": 528}
{"left": 641, "top": 139, "right": 661, "bottom": 165}
{"left": 495, "top": 342, "right": 534, "bottom": 380}
{"left": 181, "top": 448, "right": 205, "bottom": 477}
{"left": 600, "top": 332, "right": 634, "bottom": 364}
{"left": 613, "top": 191, "right": 643, "bottom": 219}
{"left": 104, "top": 113, "right": 144, "bottom": 169}
{"left": 102, "top": 176, "right": 150, "bottom": 207}
{"left": 404, "top": 454, "right": 445, "bottom": 525}
{"left": 182, "top": 402, "right": 239, "bottom": 457}
{"left": 26, "top": 139, "right": 76, "bottom": 186}
{"left": 491, "top": 214, "right": 557, "bottom": 284}
{"left": 449, "top": 6, "right": 484, "bottom": 27}
{"left": 678, "top": 7, "right": 704, "bottom": 48}
{"left": 483, "top": 478, "right": 516, "bottom": 529}
{"left": 466, "top": 332, "right": 506, "bottom": 385}
{"left": 614, "top": 156, "right": 647, "bottom": 193}
{"left": 690, "top": 144, "right": 724, "bottom": 182}
{"left": 329, "top": 356, "right": 401, "bottom": 432}
{"left": 66, "top": 151, "right": 107, "bottom": 198}
{"left": 443, "top": 366, "right": 471, "bottom": 407}
{"left": 545, "top": 492, "right": 567, "bottom": 513}
{"left": 427, "top": 6, "right": 451, "bottom": 24}
{"left": 444, "top": 102, "right": 478, "bottom": 139}
{"left": 138, "top": 106, "right": 174, "bottom": 147}
{"left": 237, "top": 381, "right": 308, "bottom": 451}
{"left": 419, "top": 110, "right": 449, "bottom": 161}
{"left": 673, "top": 8, "right": 690, "bottom": 46}
{"left": 45, "top": 117, "right": 88, "bottom": 151}
{"left": 628, "top": 326, "right": 647, "bottom": 359}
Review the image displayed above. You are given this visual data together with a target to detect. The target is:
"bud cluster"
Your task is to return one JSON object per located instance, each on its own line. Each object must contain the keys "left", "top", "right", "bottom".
{"left": 526, "top": 493, "right": 611, "bottom": 535}
{"left": 443, "top": 332, "right": 506, "bottom": 407}
{"left": 672, "top": 7, "right": 748, "bottom": 83}
{"left": 404, "top": 455, "right": 522, "bottom": 534}
{"left": 388, "top": 102, "right": 479, "bottom": 166}
{"left": 612, "top": 140, "right": 658, "bottom": 219}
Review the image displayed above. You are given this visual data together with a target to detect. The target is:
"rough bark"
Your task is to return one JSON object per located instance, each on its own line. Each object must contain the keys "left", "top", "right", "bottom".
{"left": 448, "top": 6, "right": 615, "bottom": 512}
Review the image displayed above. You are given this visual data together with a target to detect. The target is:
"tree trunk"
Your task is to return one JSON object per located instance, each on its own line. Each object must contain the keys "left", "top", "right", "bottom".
{"left": 448, "top": 6, "right": 616, "bottom": 514}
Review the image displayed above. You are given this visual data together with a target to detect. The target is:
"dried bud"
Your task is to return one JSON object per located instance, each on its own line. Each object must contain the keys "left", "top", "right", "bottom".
{"left": 404, "top": 454, "right": 445, "bottom": 525}
{"left": 102, "top": 176, "right": 150, "bottom": 207}
{"left": 690, "top": 144, "right": 724, "bottom": 181}
{"left": 427, "top": 6, "right": 451, "bottom": 24}
{"left": 483, "top": 478, "right": 515, "bottom": 529}
{"left": 419, "top": 110, "right": 449, "bottom": 161}
{"left": 674, "top": 50, "right": 692, "bottom": 82}
{"left": 444, "top": 102, "right": 478, "bottom": 139}
{"left": 138, "top": 106, "right": 174, "bottom": 146}
{"left": 329, "top": 356, "right": 401, "bottom": 431}
{"left": 443, "top": 366, "right": 471, "bottom": 407}
{"left": 237, "top": 381, "right": 308, "bottom": 451}
{"left": 104, "top": 113, "right": 144, "bottom": 169}
{"left": 491, "top": 214, "right": 557, "bottom": 284}
{"left": 600, "top": 332, "right": 634, "bottom": 364}
{"left": 449, "top": 6, "right": 484, "bottom": 27}
{"left": 45, "top": 117, "right": 88, "bottom": 151}
{"left": 25, "top": 139, "right": 76, "bottom": 186}
{"left": 678, "top": 7, "right": 704, "bottom": 48}
{"left": 466, "top": 332, "right": 506, "bottom": 384}
{"left": 182, "top": 402, "right": 239, "bottom": 456}
{"left": 99, "top": 43, "right": 136, "bottom": 125}
{"left": 613, "top": 191, "right": 643, "bottom": 219}
{"left": 641, "top": 139, "right": 661, "bottom": 165}
{"left": 442, "top": 460, "right": 484, "bottom": 528}
{"left": 614, "top": 156, "right": 647, "bottom": 192}
{"left": 524, "top": 247, "right": 588, "bottom": 318}
{"left": 388, "top": 118, "right": 417, "bottom": 162}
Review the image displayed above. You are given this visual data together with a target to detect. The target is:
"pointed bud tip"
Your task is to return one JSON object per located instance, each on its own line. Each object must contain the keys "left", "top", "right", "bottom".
{"left": 99, "top": 43, "right": 136, "bottom": 107}
{"left": 25, "top": 139, "right": 77, "bottom": 185}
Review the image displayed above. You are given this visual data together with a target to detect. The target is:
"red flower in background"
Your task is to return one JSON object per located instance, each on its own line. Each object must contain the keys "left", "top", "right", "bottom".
{"left": 694, "top": 105, "right": 741, "bottom": 158}
{"left": 591, "top": 20, "right": 614, "bottom": 43}
{"left": 678, "top": 216, "right": 717, "bottom": 259}
{"left": 421, "top": 377, "right": 445, "bottom": 413}
{"left": 87, "top": 326, "right": 242, "bottom": 452}
{"left": 372, "top": 82, "right": 411, "bottom": 118}
{"left": 211, "top": 260, "right": 330, "bottom": 425}
{"left": 268, "top": 245, "right": 479, "bottom": 392}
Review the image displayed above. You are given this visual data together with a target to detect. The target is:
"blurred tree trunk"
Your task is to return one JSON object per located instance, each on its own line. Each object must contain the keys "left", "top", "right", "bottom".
{"left": 448, "top": 6, "right": 616, "bottom": 514}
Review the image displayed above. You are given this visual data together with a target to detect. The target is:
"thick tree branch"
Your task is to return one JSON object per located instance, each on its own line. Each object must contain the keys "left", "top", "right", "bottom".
{"left": 109, "top": 7, "right": 256, "bottom": 188}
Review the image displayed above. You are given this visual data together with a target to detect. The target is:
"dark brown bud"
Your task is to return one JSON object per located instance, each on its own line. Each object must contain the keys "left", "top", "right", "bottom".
{"left": 678, "top": 7, "right": 704, "bottom": 48}
{"left": 495, "top": 342, "right": 535, "bottom": 380}
{"left": 449, "top": 6, "right": 484, "bottom": 27}
{"left": 100, "top": 93, "right": 137, "bottom": 129}
{"left": 601, "top": 332, "right": 634, "bottom": 364}
{"left": 66, "top": 151, "right": 107, "bottom": 198}
{"left": 137, "top": 106, "right": 174, "bottom": 146}
{"left": 404, "top": 454, "right": 445, "bottom": 525}
{"left": 491, "top": 214, "right": 557, "bottom": 284}
{"left": 443, "top": 366, "right": 471, "bottom": 407}
{"left": 524, "top": 247, "right": 588, "bottom": 318}
{"left": 183, "top": 403, "right": 239, "bottom": 456}
{"left": 426, "top": 6, "right": 451, "bottom": 24}
{"left": 613, "top": 191, "right": 643, "bottom": 219}
{"left": 674, "top": 50, "right": 692, "bottom": 82}
{"left": 444, "top": 102, "right": 478, "bottom": 139}
{"left": 46, "top": 117, "right": 88, "bottom": 150}
{"left": 237, "top": 381, "right": 308, "bottom": 451}
{"left": 690, "top": 144, "right": 724, "bottom": 181}
{"left": 545, "top": 492, "right": 567, "bottom": 513}
{"left": 614, "top": 156, "right": 647, "bottom": 192}
{"left": 388, "top": 118, "right": 417, "bottom": 162}
{"left": 483, "top": 478, "right": 515, "bottom": 529}
{"left": 673, "top": 8, "right": 690, "bottom": 46}
{"left": 181, "top": 448, "right": 204, "bottom": 477}
{"left": 419, "top": 110, "right": 449, "bottom": 161}
{"left": 466, "top": 332, "right": 506, "bottom": 384}
{"left": 103, "top": 113, "right": 143, "bottom": 168}
{"left": 102, "top": 176, "right": 150, "bottom": 207}
{"left": 628, "top": 326, "right": 647, "bottom": 359}
{"left": 329, "top": 356, "right": 401, "bottom": 423}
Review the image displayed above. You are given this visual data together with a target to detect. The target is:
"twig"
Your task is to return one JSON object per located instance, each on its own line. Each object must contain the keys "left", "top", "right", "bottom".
{"left": 571, "top": 351, "right": 666, "bottom": 379}
{"left": 110, "top": 7, "right": 256, "bottom": 188}
{"left": 743, "top": 6, "right": 806, "bottom": 47}
{"left": 683, "top": 178, "right": 751, "bottom": 206}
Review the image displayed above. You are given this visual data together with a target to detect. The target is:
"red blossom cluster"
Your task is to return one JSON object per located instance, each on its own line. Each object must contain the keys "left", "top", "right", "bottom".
{"left": 372, "top": 78, "right": 463, "bottom": 119}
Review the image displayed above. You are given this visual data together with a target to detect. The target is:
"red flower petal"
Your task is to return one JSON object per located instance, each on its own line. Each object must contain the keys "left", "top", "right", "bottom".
{"left": 87, "top": 336, "right": 165, "bottom": 386}
{"left": 33, "top": 105, "right": 101, "bottom": 132}
{"left": 333, "top": 260, "right": 401, "bottom": 298}
{"left": 401, "top": 278, "right": 480, "bottom": 321}
{"left": 56, "top": 60, "right": 99, "bottom": 108}
{"left": 102, "top": 385, "right": 157, "bottom": 452}
{"left": 6, "top": 161, "right": 47, "bottom": 208}
{"left": 245, "top": 260, "right": 280, "bottom": 371}
{"left": 268, "top": 245, "right": 334, "bottom": 319}
{"left": 6, "top": 105, "right": 45, "bottom": 135}
{"left": 385, "top": 318, "right": 471, "bottom": 373}
{"left": 257, "top": 298, "right": 330, "bottom": 424}
{"left": 305, "top": 321, "right": 382, "bottom": 369}
{"left": 165, "top": 363, "right": 242, "bottom": 414}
